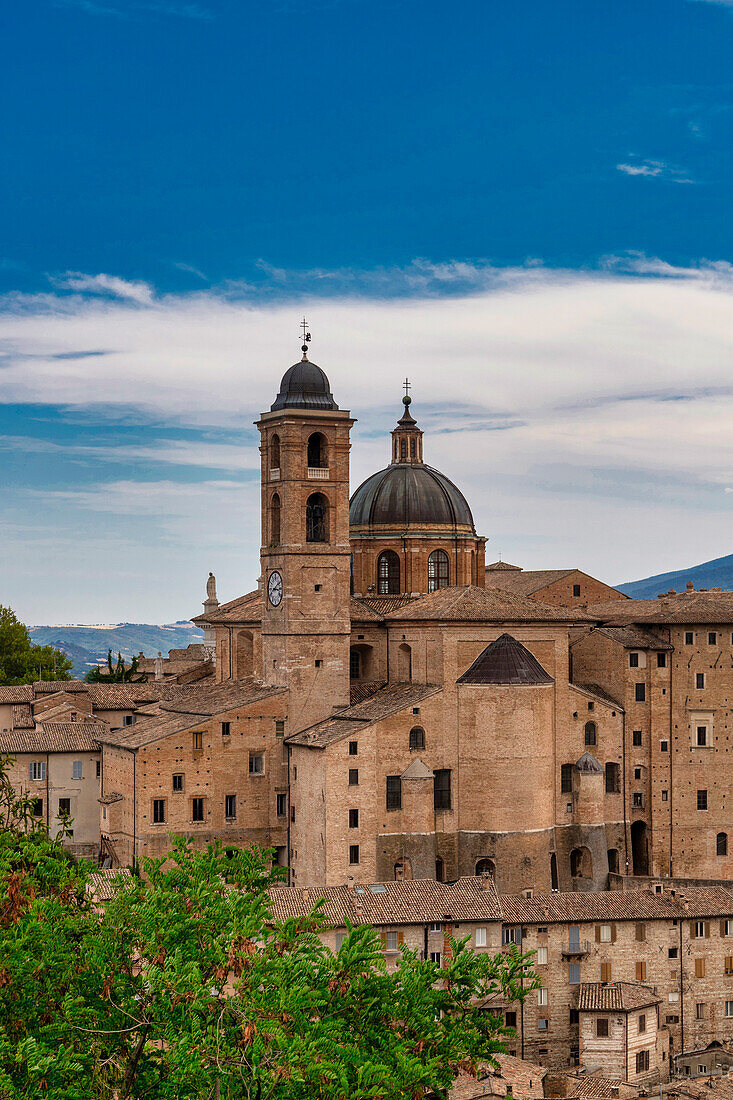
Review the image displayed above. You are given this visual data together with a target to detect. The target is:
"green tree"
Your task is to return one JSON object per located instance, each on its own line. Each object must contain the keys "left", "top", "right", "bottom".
{"left": 86, "top": 649, "right": 147, "bottom": 683}
{"left": 0, "top": 770, "right": 536, "bottom": 1099}
{"left": 0, "top": 605, "right": 73, "bottom": 685}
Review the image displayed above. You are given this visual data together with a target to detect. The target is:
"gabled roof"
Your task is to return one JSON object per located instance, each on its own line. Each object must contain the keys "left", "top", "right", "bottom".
{"left": 485, "top": 567, "right": 577, "bottom": 595}
{"left": 587, "top": 590, "right": 733, "bottom": 626}
{"left": 351, "top": 595, "right": 418, "bottom": 620}
{"left": 571, "top": 682, "right": 624, "bottom": 710}
{"left": 268, "top": 875, "right": 502, "bottom": 926}
{"left": 576, "top": 625, "right": 674, "bottom": 651}
{"left": 0, "top": 722, "right": 105, "bottom": 753}
{"left": 400, "top": 757, "right": 434, "bottom": 779}
{"left": 286, "top": 683, "right": 442, "bottom": 748}
{"left": 456, "top": 633, "right": 554, "bottom": 686}
{"left": 499, "top": 886, "right": 733, "bottom": 923}
{"left": 11, "top": 704, "right": 34, "bottom": 729}
{"left": 193, "top": 588, "right": 261, "bottom": 625}
{"left": 485, "top": 561, "right": 523, "bottom": 572}
{"left": 0, "top": 686, "right": 34, "bottom": 704}
{"left": 578, "top": 982, "right": 660, "bottom": 1011}
{"left": 383, "top": 585, "right": 592, "bottom": 623}
{"left": 575, "top": 751, "right": 603, "bottom": 773}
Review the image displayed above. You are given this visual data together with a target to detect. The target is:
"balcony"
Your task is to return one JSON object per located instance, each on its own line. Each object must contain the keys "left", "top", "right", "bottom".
{"left": 307, "top": 467, "right": 329, "bottom": 480}
{"left": 561, "top": 940, "right": 591, "bottom": 958}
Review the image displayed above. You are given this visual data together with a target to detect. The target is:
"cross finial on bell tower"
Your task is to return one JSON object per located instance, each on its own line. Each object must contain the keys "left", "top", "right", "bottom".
{"left": 300, "top": 317, "right": 311, "bottom": 360}
{"left": 403, "top": 377, "right": 411, "bottom": 400}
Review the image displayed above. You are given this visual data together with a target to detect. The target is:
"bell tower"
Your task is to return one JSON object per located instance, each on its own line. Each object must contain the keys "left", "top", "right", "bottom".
{"left": 255, "top": 326, "right": 355, "bottom": 733}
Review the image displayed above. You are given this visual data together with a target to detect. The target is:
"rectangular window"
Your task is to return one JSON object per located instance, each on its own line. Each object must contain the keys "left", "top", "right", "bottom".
{"left": 636, "top": 1051, "right": 649, "bottom": 1074}
{"left": 348, "top": 808, "right": 358, "bottom": 828}
{"left": 386, "top": 775, "right": 402, "bottom": 811}
{"left": 596, "top": 1018, "right": 609, "bottom": 1037}
{"left": 537, "top": 1019, "right": 548, "bottom": 1031}
{"left": 634, "top": 766, "right": 642, "bottom": 780}
{"left": 636, "top": 923, "right": 646, "bottom": 942}
{"left": 502, "top": 927, "right": 522, "bottom": 945}
{"left": 537, "top": 988, "right": 548, "bottom": 1005}
{"left": 72, "top": 760, "right": 82, "bottom": 780}
{"left": 31, "top": 798, "right": 43, "bottom": 817}
{"left": 335, "top": 931, "right": 346, "bottom": 951}
{"left": 632, "top": 729, "right": 642, "bottom": 746}
{"left": 385, "top": 930, "right": 398, "bottom": 952}
{"left": 536, "top": 945, "right": 547, "bottom": 964}
{"left": 434, "top": 769, "right": 451, "bottom": 811}
{"left": 726, "top": 1001, "right": 733, "bottom": 1018}
{"left": 249, "top": 752, "right": 264, "bottom": 775}
{"left": 709, "top": 632, "right": 717, "bottom": 645}
{"left": 685, "top": 632, "right": 694, "bottom": 645}
{"left": 726, "top": 920, "right": 733, "bottom": 937}
{"left": 568, "top": 963, "right": 580, "bottom": 985}
{"left": 661, "top": 740, "right": 669, "bottom": 752}
{"left": 638, "top": 1014, "right": 646, "bottom": 1033}
{"left": 275, "top": 719, "right": 285, "bottom": 737}
{"left": 276, "top": 793, "right": 286, "bottom": 816}
{"left": 348, "top": 741, "right": 358, "bottom": 755}
{"left": 192, "top": 731, "right": 203, "bottom": 751}
{"left": 429, "top": 923, "right": 441, "bottom": 932}
{"left": 633, "top": 793, "right": 643, "bottom": 808}
{"left": 58, "top": 797, "right": 71, "bottom": 816}
{"left": 505, "top": 1011, "right": 517, "bottom": 1028}
{"left": 561, "top": 763, "right": 573, "bottom": 793}
{"left": 605, "top": 763, "right": 620, "bottom": 793}
{"left": 669, "top": 947, "right": 678, "bottom": 959}
{"left": 697, "top": 726, "right": 709, "bottom": 746}
{"left": 348, "top": 844, "right": 359, "bottom": 865}
{"left": 221, "top": 721, "right": 231, "bottom": 736}
{"left": 348, "top": 768, "right": 359, "bottom": 786}
{"left": 192, "top": 797, "right": 204, "bottom": 822}
{"left": 696, "top": 1002, "right": 706, "bottom": 1020}
{"left": 599, "top": 923, "right": 612, "bottom": 942}
{"left": 695, "top": 957, "right": 705, "bottom": 978}
{"left": 635, "top": 683, "right": 646, "bottom": 702}
{"left": 225, "top": 794, "right": 236, "bottom": 819}
{"left": 153, "top": 798, "right": 166, "bottom": 823}
{"left": 657, "top": 652, "right": 667, "bottom": 668}
{"left": 698, "top": 789, "right": 708, "bottom": 810}
{"left": 172, "top": 773, "right": 184, "bottom": 791}
{"left": 629, "top": 652, "right": 639, "bottom": 668}
{"left": 662, "top": 790, "right": 668, "bottom": 802}
{"left": 573, "top": 584, "right": 581, "bottom": 597}
{"left": 123, "top": 714, "right": 134, "bottom": 726}
{"left": 292, "top": 766, "right": 297, "bottom": 781}
{"left": 636, "top": 961, "right": 646, "bottom": 981}
{"left": 475, "top": 927, "right": 487, "bottom": 947}
{"left": 29, "top": 761, "right": 46, "bottom": 781}
{"left": 694, "top": 921, "right": 706, "bottom": 938}
{"left": 96, "top": 760, "right": 101, "bottom": 778}
{"left": 600, "top": 962, "right": 612, "bottom": 982}
{"left": 430, "top": 951, "right": 441, "bottom": 966}
{"left": 696, "top": 673, "right": 705, "bottom": 689}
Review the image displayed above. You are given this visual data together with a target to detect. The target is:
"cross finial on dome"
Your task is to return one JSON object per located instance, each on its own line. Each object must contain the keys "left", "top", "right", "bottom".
{"left": 300, "top": 317, "right": 311, "bottom": 360}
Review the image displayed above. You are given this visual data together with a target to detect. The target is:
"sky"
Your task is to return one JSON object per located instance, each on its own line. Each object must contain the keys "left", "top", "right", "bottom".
{"left": 1, "top": 0, "right": 732, "bottom": 624}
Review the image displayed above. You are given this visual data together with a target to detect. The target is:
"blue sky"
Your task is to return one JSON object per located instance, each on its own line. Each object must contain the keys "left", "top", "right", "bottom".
{"left": 1, "top": 0, "right": 732, "bottom": 622}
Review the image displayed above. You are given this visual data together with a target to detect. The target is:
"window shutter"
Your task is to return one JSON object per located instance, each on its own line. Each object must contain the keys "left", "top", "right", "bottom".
{"left": 705, "top": 922, "right": 711, "bottom": 938}
{"left": 29, "top": 763, "right": 33, "bottom": 780}
{"left": 610, "top": 924, "right": 617, "bottom": 943}
{"left": 397, "top": 930, "right": 404, "bottom": 946}
{"left": 722, "top": 921, "right": 727, "bottom": 937}
{"left": 691, "top": 921, "right": 697, "bottom": 938}
{"left": 380, "top": 931, "right": 387, "bottom": 948}
{"left": 595, "top": 926, "right": 601, "bottom": 943}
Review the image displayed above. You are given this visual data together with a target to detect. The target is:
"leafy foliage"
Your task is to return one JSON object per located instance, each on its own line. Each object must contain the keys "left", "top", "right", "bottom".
{"left": 0, "top": 605, "right": 73, "bottom": 685}
{"left": 0, "top": 769, "right": 537, "bottom": 1098}
{"left": 86, "top": 649, "right": 148, "bottom": 683}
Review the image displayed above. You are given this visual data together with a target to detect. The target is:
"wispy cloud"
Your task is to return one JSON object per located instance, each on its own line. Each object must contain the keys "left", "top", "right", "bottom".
{"left": 48, "top": 271, "right": 155, "bottom": 305}
{"left": 54, "top": 0, "right": 214, "bottom": 18}
{"left": 616, "top": 158, "right": 695, "bottom": 183}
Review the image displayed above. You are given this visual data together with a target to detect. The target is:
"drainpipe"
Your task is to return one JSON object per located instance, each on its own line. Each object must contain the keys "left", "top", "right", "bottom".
{"left": 622, "top": 713, "right": 630, "bottom": 874}
{"left": 625, "top": 1012, "right": 629, "bottom": 1083}
{"left": 132, "top": 751, "right": 137, "bottom": 873}
{"left": 668, "top": 636, "right": 674, "bottom": 878}
{"left": 679, "top": 921, "right": 685, "bottom": 1054}
{"left": 45, "top": 752, "right": 50, "bottom": 831}
{"left": 286, "top": 742, "right": 292, "bottom": 887}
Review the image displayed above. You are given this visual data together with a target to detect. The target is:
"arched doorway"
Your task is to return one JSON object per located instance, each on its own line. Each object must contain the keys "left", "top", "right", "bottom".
{"left": 235, "top": 630, "right": 254, "bottom": 679}
{"left": 607, "top": 848, "right": 620, "bottom": 875}
{"left": 476, "top": 858, "right": 495, "bottom": 876}
{"left": 307, "top": 431, "right": 328, "bottom": 469}
{"left": 570, "top": 846, "right": 593, "bottom": 879}
{"left": 397, "top": 643, "right": 412, "bottom": 682}
{"left": 631, "top": 820, "right": 649, "bottom": 876}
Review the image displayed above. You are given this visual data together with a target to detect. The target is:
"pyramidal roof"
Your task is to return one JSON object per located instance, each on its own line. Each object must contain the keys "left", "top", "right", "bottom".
{"left": 401, "top": 757, "right": 434, "bottom": 780}
{"left": 456, "top": 633, "right": 555, "bottom": 686}
{"left": 575, "top": 751, "right": 603, "bottom": 773}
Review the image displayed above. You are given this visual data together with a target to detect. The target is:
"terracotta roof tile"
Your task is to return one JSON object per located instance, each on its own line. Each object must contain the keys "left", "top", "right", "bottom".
{"left": 0, "top": 722, "right": 105, "bottom": 753}
{"left": 578, "top": 982, "right": 660, "bottom": 1011}
{"left": 32, "top": 680, "right": 89, "bottom": 693}
{"left": 587, "top": 590, "right": 733, "bottom": 626}
{"left": 570, "top": 683, "right": 624, "bottom": 710}
{"left": 268, "top": 876, "right": 502, "bottom": 926}
{"left": 87, "top": 868, "right": 132, "bottom": 901}
{"left": 287, "top": 683, "right": 442, "bottom": 747}
{"left": 349, "top": 680, "right": 387, "bottom": 705}
{"left": 592, "top": 625, "right": 674, "bottom": 650}
{"left": 499, "top": 886, "right": 733, "bottom": 923}
{"left": 0, "top": 686, "right": 34, "bottom": 704}
{"left": 383, "top": 585, "right": 593, "bottom": 623}
{"left": 10, "top": 704, "right": 34, "bottom": 729}
{"left": 485, "top": 567, "right": 577, "bottom": 595}
{"left": 194, "top": 589, "right": 261, "bottom": 624}
{"left": 352, "top": 595, "right": 419, "bottom": 619}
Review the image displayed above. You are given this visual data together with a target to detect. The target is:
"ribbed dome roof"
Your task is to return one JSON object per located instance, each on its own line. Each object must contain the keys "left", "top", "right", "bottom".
{"left": 456, "top": 633, "right": 554, "bottom": 686}
{"left": 271, "top": 358, "right": 339, "bottom": 411}
{"left": 349, "top": 463, "right": 474, "bottom": 529}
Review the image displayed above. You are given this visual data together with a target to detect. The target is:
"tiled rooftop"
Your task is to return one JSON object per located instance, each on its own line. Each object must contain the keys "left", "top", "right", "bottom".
{"left": 383, "top": 585, "right": 593, "bottom": 623}
{"left": 499, "top": 886, "right": 733, "bottom": 923}
{"left": 578, "top": 981, "right": 660, "bottom": 1011}
{"left": 286, "top": 683, "right": 442, "bottom": 747}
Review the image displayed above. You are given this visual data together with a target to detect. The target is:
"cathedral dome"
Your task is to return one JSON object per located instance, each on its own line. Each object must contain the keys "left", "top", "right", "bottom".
{"left": 271, "top": 357, "right": 339, "bottom": 412}
{"left": 349, "top": 462, "right": 475, "bottom": 530}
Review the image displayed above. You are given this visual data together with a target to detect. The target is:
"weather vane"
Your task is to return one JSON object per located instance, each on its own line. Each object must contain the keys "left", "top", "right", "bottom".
{"left": 402, "top": 377, "right": 411, "bottom": 405}
{"left": 300, "top": 317, "right": 311, "bottom": 358}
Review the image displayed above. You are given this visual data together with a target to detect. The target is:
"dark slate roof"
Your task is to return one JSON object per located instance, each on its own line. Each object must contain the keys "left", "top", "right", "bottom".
{"left": 270, "top": 357, "right": 339, "bottom": 411}
{"left": 578, "top": 982, "right": 660, "bottom": 1011}
{"left": 575, "top": 751, "right": 603, "bottom": 773}
{"left": 349, "top": 463, "right": 475, "bottom": 530}
{"left": 456, "top": 633, "right": 555, "bottom": 686}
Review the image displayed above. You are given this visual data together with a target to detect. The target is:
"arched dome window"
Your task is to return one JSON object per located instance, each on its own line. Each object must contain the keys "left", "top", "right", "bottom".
{"left": 377, "top": 550, "right": 400, "bottom": 594}
{"left": 307, "top": 432, "right": 328, "bottom": 469}
{"left": 306, "top": 493, "right": 328, "bottom": 543}
{"left": 409, "top": 727, "right": 425, "bottom": 751}
{"left": 270, "top": 433, "right": 280, "bottom": 471}
{"left": 270, "top": 493, "right": 281, "bottom": 546}
{"left": 428, "top": 549, "right": 450, "bottom": 592}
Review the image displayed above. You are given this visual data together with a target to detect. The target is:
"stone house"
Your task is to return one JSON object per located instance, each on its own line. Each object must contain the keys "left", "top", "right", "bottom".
{"left": 485, "top": 565, "right": 628, "bottom": 610}
{"left": 577, "top": 982, "right": 666, "bottom": 1085}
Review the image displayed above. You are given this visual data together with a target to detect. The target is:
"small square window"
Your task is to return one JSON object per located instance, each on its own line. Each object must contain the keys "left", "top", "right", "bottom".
{"left": 221, "top": 721, "right": 231, "bottom": 736}
{"left": 349, "top": 844, "right": 359, "bottom": 865}
{"left": 348, "top": 741, "right": 358, "bottom": 756}
{"left": 172, "top": 773, "right": 184, "bottom": 791}
{"left": 348, "top": 768, "right": 359, "bottom": 786}
{"left": 632, "top": 729, "right": 642, "bottom": 746}
{"left": 348, "top": 808, "right": 359, "bottom": 828}
{"left": 153, "top": 798, "right": 166, "bottom": 823}
{"left": 315, "top": 659, "right": 323, "bottom": 668}
{"left": 225, "top": 794, "right": 236, "bottom": 819}
{"left": 314, "top": 584, "right": 322, "bottom": 592}
{"left": 123, "top": 714, "right": 135, "bottom": 726}
{"left": 430, "top": 951, "right": 441, "bottom": 966}
{"left": 249, "top": 752, "right": 264, "bottom": 775}
{"left": 668, "top": 946, "right": 678, "bottom": 959}
{"left": 697, "top": 789, "right": 708, "bottom": 810}
{"left": 276, "top": 793, "right": 286, "bottom": 816}
{"left": 537, "top": 1018, "right": 548, "bottom": 1031}
{"left": 505, "top": 1011, "right": 517, "bottom": 1028}
{"left": 661, "top": 740, "right": 669, "bottom": 752}
{"left": 657, "top": 652, "right": 667, "bottom": 668}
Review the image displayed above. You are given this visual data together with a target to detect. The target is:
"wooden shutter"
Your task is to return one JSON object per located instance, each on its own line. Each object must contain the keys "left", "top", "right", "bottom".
{"left": 695, "top": 958, "right": 705, "bottom": 978}
{"left": 705, "top": 922, "right": 711, "bottom": 938}
{"left": 721, "top": 921, "right": 727, "bottom": 937}
{"left": 635, "top": 923, "right": 646, "bottom": 942}
{"left": 691, "top": 921, "right": 697, "bottom": 938}
{"left": 380, "top": 931, "right": 387, "bottom": 949}
{"left": 397, "top": 930, "right": 404, "bottom": 946}
{"left": 595, "top": 926, "right": 601, "bottom": 943}
{"left": 610, "top": 924, "right": 617, "bottom": 943}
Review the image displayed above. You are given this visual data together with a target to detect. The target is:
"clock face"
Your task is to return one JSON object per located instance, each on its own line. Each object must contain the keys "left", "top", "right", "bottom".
{"left": 267, "top": 570, "right": 283, "bottom": 607}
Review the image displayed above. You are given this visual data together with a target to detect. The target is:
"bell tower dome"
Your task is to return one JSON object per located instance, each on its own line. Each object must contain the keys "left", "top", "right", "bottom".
{"left": 256, "top": 325, "right": 355, "bottom": 733}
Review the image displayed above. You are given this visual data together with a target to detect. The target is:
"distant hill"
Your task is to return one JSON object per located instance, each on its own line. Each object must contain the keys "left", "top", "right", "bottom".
{"left": 617, "top": 553, "right": 733, "bottom": 599}
{"left": 28, "top": 621, "right": 204, "bottom": 679}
